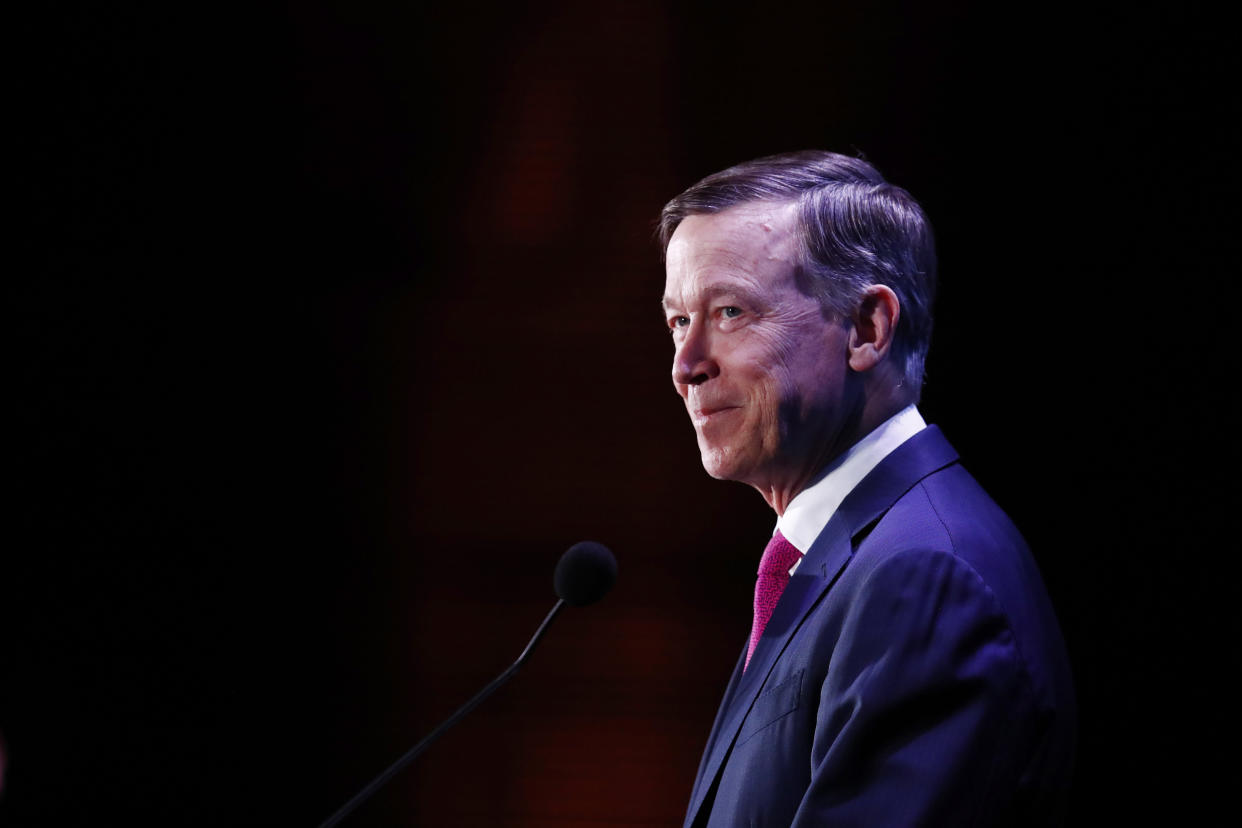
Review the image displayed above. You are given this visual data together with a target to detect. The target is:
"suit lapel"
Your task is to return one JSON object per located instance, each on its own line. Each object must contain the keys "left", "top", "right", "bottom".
{"left": 683, "top": 427, "right": 960, "bottom": 828}
{"left": 685, "top": 644, "right": 748, "bottom": 820}
{"left": 730, "top": 520, "right": 852, "bottom": 703}
{"left": 682, "top": 526, "right": 852, "bottom": 828}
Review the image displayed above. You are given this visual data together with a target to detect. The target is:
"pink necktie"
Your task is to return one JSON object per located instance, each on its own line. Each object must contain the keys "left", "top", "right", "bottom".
{"left": 745, "top": 530, "right": 804, "bottom": 671}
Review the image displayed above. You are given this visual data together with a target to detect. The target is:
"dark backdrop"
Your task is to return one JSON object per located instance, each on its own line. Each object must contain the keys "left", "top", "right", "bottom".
{"left": 8, "top": 1, "right": 1235, "bottom": 825}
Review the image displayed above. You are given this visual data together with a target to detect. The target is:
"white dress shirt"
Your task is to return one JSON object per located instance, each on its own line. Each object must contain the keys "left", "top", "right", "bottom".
{"left": 777, "top": 405, "right": 927, "bottom": 572}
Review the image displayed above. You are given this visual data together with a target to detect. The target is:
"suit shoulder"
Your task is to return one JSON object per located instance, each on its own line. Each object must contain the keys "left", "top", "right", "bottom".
{"left": 851, "top": 461, "right": 1074, "bottom": 727}
{"left": 857, "top": 462, "right": 1030, "bottom": 579}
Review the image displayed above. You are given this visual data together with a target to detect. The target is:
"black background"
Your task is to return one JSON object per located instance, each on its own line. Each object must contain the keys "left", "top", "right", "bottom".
{"left": 8, "top": 1, "right": 1236, "bottom": 825}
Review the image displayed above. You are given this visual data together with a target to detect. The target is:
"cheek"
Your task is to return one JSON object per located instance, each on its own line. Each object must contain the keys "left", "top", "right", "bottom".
{"left": 739, "top": 376, "right": 789, "bottom": 453}
{"left": 750, "top": 377, "right": 783, "bottom": 418}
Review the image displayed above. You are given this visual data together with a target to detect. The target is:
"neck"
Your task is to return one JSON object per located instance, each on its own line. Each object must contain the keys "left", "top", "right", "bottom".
{"left": 756, "top": 382, "right": 912, "bottom": 516}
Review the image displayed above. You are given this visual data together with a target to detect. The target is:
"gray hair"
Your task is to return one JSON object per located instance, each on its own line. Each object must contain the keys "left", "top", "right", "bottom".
{"left": 658, "top": 150, "right": 937, "bottom": 394}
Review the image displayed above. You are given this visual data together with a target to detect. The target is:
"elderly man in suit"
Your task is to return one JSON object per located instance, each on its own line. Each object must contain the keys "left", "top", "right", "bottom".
{"left": 660, "top": 151, "right": 1075, "bottom": 827}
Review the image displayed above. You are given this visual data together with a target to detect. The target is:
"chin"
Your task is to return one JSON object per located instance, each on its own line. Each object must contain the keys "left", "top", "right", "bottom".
{"left": 698, "top": 446, "right": 749, "bottom": 483}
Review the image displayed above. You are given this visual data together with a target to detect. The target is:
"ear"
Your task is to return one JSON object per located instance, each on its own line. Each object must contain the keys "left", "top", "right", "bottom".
{"left": 847, "top": 285, "right": 900, "bottom": 373}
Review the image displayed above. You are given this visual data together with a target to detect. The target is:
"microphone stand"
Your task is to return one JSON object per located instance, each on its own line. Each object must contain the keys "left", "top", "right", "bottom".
{"left": 318, "top": 599, "right": 567, "bottom": 828}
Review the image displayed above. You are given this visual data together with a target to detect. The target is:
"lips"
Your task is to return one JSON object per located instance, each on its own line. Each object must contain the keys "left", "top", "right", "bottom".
{"left": 690, "top": 404, "right": 740, "bottom": 426}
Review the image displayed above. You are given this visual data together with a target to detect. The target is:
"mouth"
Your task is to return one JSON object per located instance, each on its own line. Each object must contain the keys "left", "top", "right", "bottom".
{"left": 690, "top": 405, "right": 740, "bottom": 426}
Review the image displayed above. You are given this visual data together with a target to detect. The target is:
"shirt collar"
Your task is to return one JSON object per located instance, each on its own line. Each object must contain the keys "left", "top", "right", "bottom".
{"left": 777, "top": 405, "right": 927, "bottom": 556}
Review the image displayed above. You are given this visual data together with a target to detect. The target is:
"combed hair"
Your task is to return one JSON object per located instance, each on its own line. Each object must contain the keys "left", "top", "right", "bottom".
{"left": 658, "top": 150, "right": 937, "bottom": 394}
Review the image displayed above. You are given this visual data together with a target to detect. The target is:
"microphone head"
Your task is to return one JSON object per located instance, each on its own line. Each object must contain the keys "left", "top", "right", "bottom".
{"left": 554, "top": 542, "right": 617, "bottom": 607}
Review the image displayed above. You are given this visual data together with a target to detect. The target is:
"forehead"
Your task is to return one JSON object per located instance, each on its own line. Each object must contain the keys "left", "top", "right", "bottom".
{"left": 662, "top": 201, "right": 801, "bottom": 304}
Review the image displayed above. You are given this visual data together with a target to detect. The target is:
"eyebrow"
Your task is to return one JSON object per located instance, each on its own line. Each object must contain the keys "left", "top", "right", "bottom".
{"left": 661, "top": 283, "right": 765, "bottom": 314}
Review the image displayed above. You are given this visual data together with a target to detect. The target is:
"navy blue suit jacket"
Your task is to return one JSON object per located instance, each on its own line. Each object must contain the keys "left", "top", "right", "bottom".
{"left": 685, "top": 427, "right": 1076, "bottom": 827}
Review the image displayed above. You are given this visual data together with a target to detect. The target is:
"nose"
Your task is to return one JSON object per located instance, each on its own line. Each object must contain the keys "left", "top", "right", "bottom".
{"left": 672, "top": 320, "right": 718, "bottom": 390}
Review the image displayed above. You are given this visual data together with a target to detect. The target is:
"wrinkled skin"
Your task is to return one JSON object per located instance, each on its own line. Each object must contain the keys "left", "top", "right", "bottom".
{"left": 662, "top": 203, "right": 859, "bottom": 513}
{"left": 663, "top": 201, "right": 909, "bottom": 513}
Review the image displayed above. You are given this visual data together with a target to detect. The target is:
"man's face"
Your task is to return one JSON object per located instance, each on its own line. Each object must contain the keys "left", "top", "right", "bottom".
{"left": 662, "top": 202, "right": 855, "bottom": 496}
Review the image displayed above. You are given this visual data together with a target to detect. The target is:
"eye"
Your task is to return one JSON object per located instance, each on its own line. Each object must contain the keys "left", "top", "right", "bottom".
{"left": 721, "top": 306, "right": 742, "bottom": 319}
{"left": 668, "top": 315, "right": 690, "bottom": 332}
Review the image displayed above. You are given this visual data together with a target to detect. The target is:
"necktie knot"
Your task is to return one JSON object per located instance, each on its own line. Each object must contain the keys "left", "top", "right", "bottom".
{"left": 746, "top": 531, "right": 803, "bottom": 671}
{"left": 758, "top": 532, "right": 803, "bottom": 578}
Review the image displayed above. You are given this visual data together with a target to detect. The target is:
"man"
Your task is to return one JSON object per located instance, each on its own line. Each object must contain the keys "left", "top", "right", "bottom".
{"left": 660, "top": 151, "right": 1075, "bottom": 826}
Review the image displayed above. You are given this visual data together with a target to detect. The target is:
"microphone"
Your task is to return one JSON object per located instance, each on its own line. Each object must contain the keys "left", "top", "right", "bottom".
{"left": 554, "top": 540, "right": 618, "bottom": 606}
{"left": 318, "top": 541, "right": 617, "bottom": 827}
